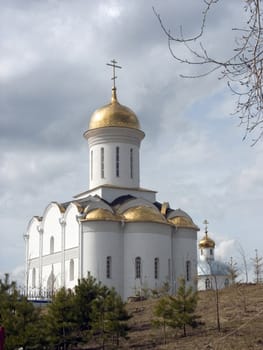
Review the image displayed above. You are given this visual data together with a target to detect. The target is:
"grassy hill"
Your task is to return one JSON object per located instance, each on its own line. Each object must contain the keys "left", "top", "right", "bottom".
{"left": 118, "top": 284, "right": 263, "bottom": 349}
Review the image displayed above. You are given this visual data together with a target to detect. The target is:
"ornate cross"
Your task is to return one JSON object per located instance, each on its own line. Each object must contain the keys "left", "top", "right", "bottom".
{"left": 106, "top": 59, "right": 122, "bottom": 89}
{"left": 203, "top": 219, "right": 209, "bottom": 234}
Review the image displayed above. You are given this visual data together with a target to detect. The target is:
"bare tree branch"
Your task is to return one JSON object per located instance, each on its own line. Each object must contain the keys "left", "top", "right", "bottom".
{"left": 154, "top": 0, "right": 263, "bottom": 145}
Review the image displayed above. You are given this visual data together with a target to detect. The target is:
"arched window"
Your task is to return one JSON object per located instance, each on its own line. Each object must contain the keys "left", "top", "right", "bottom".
{"left": 50, "top": 236, "right": 54, "bottom": 254}
{"left": 186, "top": 260, "right": 191, "bottom": 281}
{"left": 210, "top": 249, "right": 213, "bottom": 256}
{"left": 69, "top": 259, "right": 74, "bottom": 281}
{"left": 205, "top": 278, "right": 211, "bottom": 289}
{"left": 130, "top": 148, "right": 133, "bottom": 178}
{"left": 47, "top": 265, "right": 56, "bottom": 297}
{"left": 101, "top": 147, "right": 104, "bottom": 178}
{"left": 224, "top": 278, "right": 229, "bottom": 287}
{"left": 154, "top": 258, "right": 159, "bottom": 279}
{"left": 106, "top": 256, "right": 112, "bottom": 278}
{"left": 201, "top": 249, "right": 203, "bottom": 256}
{"left": 135, "top": 257, "right": 141, "bottom": 279}
{"left": 32, "top": 268, "right": 36, "bottom": 288}
{"left": 116, "top": 147, "right": 120, "bottom": 177}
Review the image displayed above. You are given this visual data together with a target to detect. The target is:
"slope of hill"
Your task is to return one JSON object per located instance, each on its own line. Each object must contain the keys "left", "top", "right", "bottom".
{"left": 120, "top": 284, "right": 263, "bottom": 349}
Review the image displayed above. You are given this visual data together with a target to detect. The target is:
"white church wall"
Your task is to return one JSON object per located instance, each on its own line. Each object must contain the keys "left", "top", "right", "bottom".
{"left": 200, "top": 247, "right": 214, "bottom": 261}
{"left": 89, "top": 143, "right": 140, "bottom": 189}
{"left": 81, "top": 221, "right": 123, "bottom": 296}
{"left": 28, "top": 266, "right": 39, "bottom": 294}
{"left": 64, "top": 204, "right": 79, "bottom": 249}
{"left": 198, "top": 277, "right": 207, "bottom": 291}
{"left": 27, "top": 218, "right": 40, "bottom": 259}
{"left": 173, "top": 228, "right": 197, "bottom": 290}
{"left": 123, "top": 222, "right": 171, "bottom": 300}
{"left": 87, "top": 128, "right": 143, "bottom": 190}
{"left": 42, "top": 203, "right": 63, "bottom": 256}
{"left": 198, "top": 275, "right": 230, "bottom": 290}
{"left": 42, "top": 262, "right": 61, "bottom": 292}
{"left": 65, "top": 257, "right": 78, "bottom": 289}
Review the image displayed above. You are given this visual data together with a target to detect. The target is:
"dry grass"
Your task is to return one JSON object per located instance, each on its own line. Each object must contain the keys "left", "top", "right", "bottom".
{"left": 117, "top": 284, "right": 263, "bottom": 349}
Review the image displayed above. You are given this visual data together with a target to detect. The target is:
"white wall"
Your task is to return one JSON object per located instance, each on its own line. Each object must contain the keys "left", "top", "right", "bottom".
{"left": 27, "top": 218, "right": 40, "bottom": 259}
{"left": 123, "top": 222, "right": 171, "bottom": 299}
{"left": 65, "top": 257, "right": 78, "bottom": 289}
{"left": 42, "top": 262, "right": 61, "bottom": 292}
{"left": 42, "top": 204, "right": 62, "bottom": 256}
{"left": 87, "top": 127, "right": 144, "bottom": 190}
{"left": 64, "top": 204, "right": 79, "bottom": 249}
{"left": 82, "top": 221, "right": 123, "bottom": 296}
{"left": 173, "top": 228, "right": 197, "bottom": 291}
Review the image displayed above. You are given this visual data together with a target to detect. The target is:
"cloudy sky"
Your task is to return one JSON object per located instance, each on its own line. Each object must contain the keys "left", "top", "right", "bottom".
{"left": 1, "top": 0, "right": 262, "bottom": 284}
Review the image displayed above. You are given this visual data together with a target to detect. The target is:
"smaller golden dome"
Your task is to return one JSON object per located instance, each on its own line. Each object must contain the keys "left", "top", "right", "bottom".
{"left": 167, "top": 209, "right": 199, "bottom": 230}
{"left": 199, "top": 234, "right": 215, "bottom": 249}
{"left": 168, "top": 216, "right": 199, "bottom": 230}
{"left": 123, "top": 205, "right": 167, "bottom": 224}
{"left": 83, "top": 208, "right": 121, "bottom": 222}
{"left": 88, "top": 88, "right": 140, "bottom": 131}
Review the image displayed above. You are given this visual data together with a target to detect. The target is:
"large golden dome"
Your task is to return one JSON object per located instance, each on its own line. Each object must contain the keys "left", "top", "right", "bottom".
{"left": 122, "top": 206, "right": 167, "bottom": 224}
{"left": 88, "top": 88, "right": 141, "bottom": 131}
{"left": 83, "top": 208, "right": 121, "bottom": 222}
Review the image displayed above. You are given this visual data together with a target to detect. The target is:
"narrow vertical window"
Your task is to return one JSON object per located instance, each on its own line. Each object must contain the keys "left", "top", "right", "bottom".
{"left": 50, "top": 236, "right": 54, "bottom": 254}
{"left": 130, "top": 148, "right": 133, "bottom": 179}
{"left": 205, "top": 278, "right": 211, "bottom": 289}
{"left": 116, "top": 146, "right": 120, "bottom": 177}
{"left": 47, "top": 265, "right": 56, "bottom": 297}
{"left": 69, "top": 259, "right": 74, "bottom": 281}
{"left": 210, "top": 249, "right": 213, "bottom": 256}
{"left": 201, "top": 249, "right": 203, "bottom": 256}
{"left": 186, "top": 260, "right": 191, "bottom": 281}
{"left": 168, "top": 258, "right": 171, "bottom": 280}
{"left": 101, "top": 147, "right": 104, "bottom": 178}
{"left": 154, "top": 257, "right": 159, "bottom": 279}
{"left": 91, "top": 150, "right": 93, "bottom": 180}
{"left": 32, "top": 268, "right": 36, "bottom": 288}
{"left": 106, "top": 256, "right": 112, "bottom": 278}
{"left": 135, "top": 257, "right": 141, "bottom": 279}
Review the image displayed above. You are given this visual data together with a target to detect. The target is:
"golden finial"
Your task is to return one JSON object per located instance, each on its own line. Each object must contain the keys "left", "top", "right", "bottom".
{"left": 106, "top": 59, "right": 122, "bottom": 102}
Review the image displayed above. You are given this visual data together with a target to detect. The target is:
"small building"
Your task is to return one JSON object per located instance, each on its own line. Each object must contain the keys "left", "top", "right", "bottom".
{"left": 197, "top": 221, "right": 231, "bottom": 290}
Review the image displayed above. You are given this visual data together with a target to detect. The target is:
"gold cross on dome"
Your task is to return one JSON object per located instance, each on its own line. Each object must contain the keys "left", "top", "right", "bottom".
{"left": 203, "top": 219, "right": 209, "bottom": 235}
{"left": 106, "top": 59, "right": 122, "bottom": 89}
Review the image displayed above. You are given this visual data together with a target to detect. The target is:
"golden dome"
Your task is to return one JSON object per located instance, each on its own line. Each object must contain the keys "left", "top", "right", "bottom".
{"left": 168, "top": 216, "right": 199, "bottom": 230}
{"left": 88, "top": 88, "right": 141, "bottom": 131}
{"left": 122, "top": 205, "right": 167, "bottom": 224}
{"left": 167, "top": 209, "right": 199, "bottom": 230}
{"left": 199, "top": 234, "right": 215, "bottom": 249}
{"left": 83, "top": 208, "right": 121, "bottom": 222}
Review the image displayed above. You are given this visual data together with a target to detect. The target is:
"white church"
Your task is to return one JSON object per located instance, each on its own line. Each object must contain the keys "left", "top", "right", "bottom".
{"left": 197, "top": 220, "right": 231, "bottom": 290}
{"left": 24, "top": 62, "right": 200, "bottom": 300}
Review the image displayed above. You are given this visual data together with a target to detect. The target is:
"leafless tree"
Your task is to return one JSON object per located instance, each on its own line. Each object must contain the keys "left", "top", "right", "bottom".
{"left": 154, "top": 0, "right": 263, "bottom": 145}
{"left": 236, "top": 242, "right": 249, "bottom": 283}
{"left": 251, "top": 248, "right": 263, "bottom": 283}
{"left": 198, "top": 261, "right": 221, "bottom": 331}
{"left": 227, "top": 256, "right": 239, "bottom": 284}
